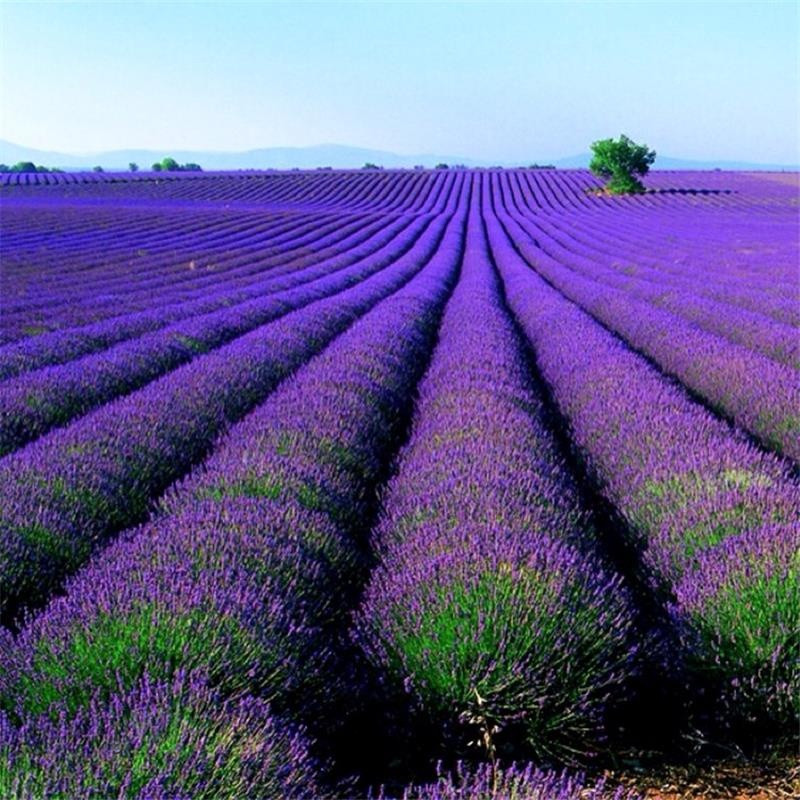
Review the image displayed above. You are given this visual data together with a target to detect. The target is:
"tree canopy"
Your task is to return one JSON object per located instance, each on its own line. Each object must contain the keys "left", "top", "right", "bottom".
{"left": 589, "top": 134, "right": 656, "bottom": 194}
{"left": 0, "top": 162, "right": 62, "bottom": 173}
{"left": 151, "top": 157, "right": 203, "bottom": 172}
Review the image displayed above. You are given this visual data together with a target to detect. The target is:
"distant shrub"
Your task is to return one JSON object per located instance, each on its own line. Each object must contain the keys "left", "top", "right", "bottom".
{"left": 363, "top": 162, "right": 380, "bottom": 170}
{"left": 92, "top": 166, "right": 104, "bottom": 173}
{"left": 434, "top": 163, "right": 449, "bottom": 170}
{"left": 2, "top": 161, "right": 62, "bottom": 173}
{"left": 589, "top": 134, "right": 656, "bottom": 195}
{"left": 128, "top": 162, "right": 139, "bottom": 172}
{"left": 150, "top": 157, "right": 202, "bottom": 173}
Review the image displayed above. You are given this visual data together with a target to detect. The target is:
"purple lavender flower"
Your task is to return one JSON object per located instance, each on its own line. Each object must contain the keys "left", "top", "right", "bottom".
{"left": 375, "top": 760, "right": 642, "bottom": 800}
{"left": 0, "top": 670, "right": 322, "bottom": 799}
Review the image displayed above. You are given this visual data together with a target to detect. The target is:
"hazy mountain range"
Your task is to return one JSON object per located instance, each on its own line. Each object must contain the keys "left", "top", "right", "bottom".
{"left": 1, "top": 139, "right": 796, "bottom": 172}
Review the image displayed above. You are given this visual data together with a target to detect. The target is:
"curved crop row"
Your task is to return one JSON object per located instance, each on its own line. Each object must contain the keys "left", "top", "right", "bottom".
{"left": 503, "top": 176, "right": 799, "bottom": 366}
{"left": 355, "top": 197, "right": 636, "bottom": 762}
{"left": 1, "top": 207, "right": 322, "bottom": 320}
{"left": 0, "top": 210, "right": 418, "bottom": 381}
{"left": 0, "top": 169, "right": 445, "bottom": 213}
{"left": 2, "top": 170, "right": 451, "bottom": 338}
{"left": 2, "top": 207, "right": 320, "bottom": 304}
{"left": 507, "top": 181, "right": 799, "bottom": 366}
{"left": 1, "top": 210, "right": 377, "bottom": 335}
{"left": 0, "top": 209, "right": 433, "bottom": 453}
{"left": 0, "top": 177, "right": 464, "bottom": 624}
{"left": 495, "top": 177, "right": 800, "bottom": 462}
{"left": 0, "top": 672, "right": 321, "bottom": 800}
{"left": 485, "top": 185, "right": 799, "bottom": 736}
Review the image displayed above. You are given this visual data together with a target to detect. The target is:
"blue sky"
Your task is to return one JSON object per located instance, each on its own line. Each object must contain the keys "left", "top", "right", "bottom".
{"left": 1, "top": 1, "right": 797, "bottom": 162}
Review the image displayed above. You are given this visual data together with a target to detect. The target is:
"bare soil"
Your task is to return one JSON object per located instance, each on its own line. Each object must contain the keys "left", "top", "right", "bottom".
{"left": 606, "top": 756, "right": 799, "bottom": 799}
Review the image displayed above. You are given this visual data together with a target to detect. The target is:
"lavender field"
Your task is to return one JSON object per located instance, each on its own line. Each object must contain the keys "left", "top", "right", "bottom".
{"left": 0, "top": 168, "right": 797, "bottom": 798}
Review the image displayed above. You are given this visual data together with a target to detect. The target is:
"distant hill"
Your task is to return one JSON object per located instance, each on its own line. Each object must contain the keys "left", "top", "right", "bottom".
{"left": 1, "top": 139, "right": 796, "bottom": 172}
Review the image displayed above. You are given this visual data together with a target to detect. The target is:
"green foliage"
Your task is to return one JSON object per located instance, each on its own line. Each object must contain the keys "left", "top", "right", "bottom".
{"left": 1, "top": 161, "right": 63, "bottom": 173}
{"left": 92, "top": 165, "right": 104, "bottom": 173}
{"left": 383, "top": 561, "right": 631, "bottom": 759}
{"left": 682, "top": 545, "right": 800, "bottom": 730}
{"left": 363, "top": 162, "right": 380, "bottom": 169}
{"left": 151, "top": 157, "right": 203, "bottom": 172}
{"left": 8, "top": 603, "right": 261, "bottom": 719}
{"left": 129, "top": 162, "right": 139, "bottom": 172}
{"left": 589, "top": 134, "right": 656, "bottom": 194}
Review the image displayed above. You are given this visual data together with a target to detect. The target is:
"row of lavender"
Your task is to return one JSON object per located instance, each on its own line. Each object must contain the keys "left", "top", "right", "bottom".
{"left": 356, "top": 194, "right": 636, "bottom": 763}
{"left": 0, "top": 187, "right": 442, "bottom": 339}
{"left": 4, "top": 171, "right": 792, "bottom": 345}
{"left": 494, "top": 175, "right": 800, "bottom": 462}
{"left": 0, "top": 211, "right": 403, "bottom": 373}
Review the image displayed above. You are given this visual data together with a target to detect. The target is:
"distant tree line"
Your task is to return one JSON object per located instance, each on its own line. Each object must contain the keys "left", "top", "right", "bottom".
{"left": 0, "top": 159, "right": 204, "bottom": 174}
{"left": 150, "top": 157, "right": 203, "bottom": 173}
{"left": 0, "top": 162, "right": 64, "bottom": 173}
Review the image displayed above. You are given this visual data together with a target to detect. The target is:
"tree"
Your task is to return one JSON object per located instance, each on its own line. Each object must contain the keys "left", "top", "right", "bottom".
{"left": 150, "top": 157, "right": 202, "bottom": 172}
{"left": 129, "top": 162, "right": 139, "bottom": 172}
{"left": 92, "top": 166, "right": 104, "bottom": 173}
{"left": 12, "top": 161, "right": 37, "bottom": 173}
{"left": 589, "top": 134, "right": 656, "bottom": 194}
